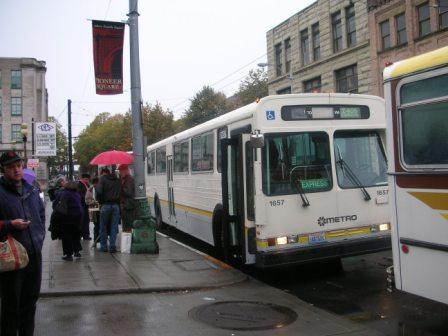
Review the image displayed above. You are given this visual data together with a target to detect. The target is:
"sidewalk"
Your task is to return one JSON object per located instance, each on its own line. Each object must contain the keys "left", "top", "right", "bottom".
{"left": 37, "top": 202, "right": 383, "bottom": 335}
{"left": 41, "top": 232, "right": 247, "bottom": 296}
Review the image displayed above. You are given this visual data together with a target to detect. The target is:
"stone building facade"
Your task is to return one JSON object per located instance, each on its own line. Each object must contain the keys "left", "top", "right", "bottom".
{"left": 266, "top": 0, "right": 371, "bottom": 95}
{"left": 0, "top": 58, "right": 48, "bottom": 185}
{"left": 368, "top": 0, "right": 448, "bottom": 96}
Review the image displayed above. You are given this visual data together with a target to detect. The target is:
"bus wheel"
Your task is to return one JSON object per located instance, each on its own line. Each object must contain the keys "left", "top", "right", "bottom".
{"left": 154, "top": 197, "right": 163, "bottom": 229}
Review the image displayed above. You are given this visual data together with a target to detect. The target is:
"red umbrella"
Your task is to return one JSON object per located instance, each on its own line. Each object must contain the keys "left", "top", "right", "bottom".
{"left": 90, "top": 150, "right": 134, "bottom": 165}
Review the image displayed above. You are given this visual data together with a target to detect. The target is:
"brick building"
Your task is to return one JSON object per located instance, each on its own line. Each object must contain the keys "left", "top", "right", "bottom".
{"left": 0, "top": 58, "right": 49, "bottom": 184}
{"left": 265, "top": 0, "right": 371, "bottom": 95}
{"left": 368, "top": 0, "right": 448, "bottom": 96}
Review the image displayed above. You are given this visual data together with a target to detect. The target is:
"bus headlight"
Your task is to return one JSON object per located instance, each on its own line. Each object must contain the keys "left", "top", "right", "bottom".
{"left": 379, "top": 223, "right": 390, "bottom": 231}
{"left": 276, "top": 236, "right": 288, "bottom": 245}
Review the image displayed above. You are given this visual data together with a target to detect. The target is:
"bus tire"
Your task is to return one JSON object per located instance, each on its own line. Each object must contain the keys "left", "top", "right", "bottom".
{"left": 154, "top": 196, "right": 163, "bottom": 229}
{"left": 212, "top": 204, "right": 229, "bottom": 261}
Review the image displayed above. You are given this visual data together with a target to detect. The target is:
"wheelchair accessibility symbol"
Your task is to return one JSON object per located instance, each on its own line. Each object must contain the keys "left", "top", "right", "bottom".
{"left": 266, "top": 110, "right": 275, "bottom": 120}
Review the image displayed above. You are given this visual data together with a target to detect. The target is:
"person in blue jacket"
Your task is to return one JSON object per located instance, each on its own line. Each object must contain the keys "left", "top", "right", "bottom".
{"left": 0, "top": 151, "right": 45, "bottom": 336}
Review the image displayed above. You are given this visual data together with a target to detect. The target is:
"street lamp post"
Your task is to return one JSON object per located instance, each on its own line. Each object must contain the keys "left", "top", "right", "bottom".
{"left": 128, "top": 0, "right": 159, "bottom": 254}
{"left": 21, "top": 123, "right": 28, "bottom": 163}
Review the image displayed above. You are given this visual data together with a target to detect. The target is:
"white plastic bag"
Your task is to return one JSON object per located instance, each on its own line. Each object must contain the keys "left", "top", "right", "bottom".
{"left": 120, "top": 232, "right": 132, "bottom": 253}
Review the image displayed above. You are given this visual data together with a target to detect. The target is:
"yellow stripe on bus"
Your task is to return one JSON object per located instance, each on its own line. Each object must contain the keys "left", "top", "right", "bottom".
{"left": 148, "top": 197, "right": 213, "bottom": 218}
{"left": 409, "top": 192, "right": 448, "bottom": 211}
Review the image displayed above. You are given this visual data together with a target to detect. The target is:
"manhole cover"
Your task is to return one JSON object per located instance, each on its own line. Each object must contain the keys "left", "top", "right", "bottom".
{"left": 189, "top": 301, "right": 297, "bottom": 330}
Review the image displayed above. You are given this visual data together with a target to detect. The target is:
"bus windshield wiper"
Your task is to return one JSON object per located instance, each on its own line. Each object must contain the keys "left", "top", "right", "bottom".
{"left": 292, "top": 179, "right": 310, "bottom": 207}
{"left": 336, "top": 146, "right": 371, "bottom": 201}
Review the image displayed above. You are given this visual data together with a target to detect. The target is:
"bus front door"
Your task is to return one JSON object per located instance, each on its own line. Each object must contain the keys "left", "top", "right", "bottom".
{"left": 221, "top": 136, "right": 245, "bottom": 263}
{"left": 166, "top": 155, "right": 175, "bottom": 220}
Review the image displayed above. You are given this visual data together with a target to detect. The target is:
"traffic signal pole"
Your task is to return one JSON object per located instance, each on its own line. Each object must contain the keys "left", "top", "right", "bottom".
{"left": 128, "top": 0, "right": 158, "bottom": 254}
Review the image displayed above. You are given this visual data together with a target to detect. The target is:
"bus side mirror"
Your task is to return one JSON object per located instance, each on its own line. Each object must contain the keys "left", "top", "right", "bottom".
{"left": 250, "top": 132, "right": 264, "bottom": 148}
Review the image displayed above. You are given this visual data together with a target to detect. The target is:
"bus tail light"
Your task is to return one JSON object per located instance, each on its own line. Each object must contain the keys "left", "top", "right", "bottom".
{"left": 267, "top": 238, "right": 276, "bottom": 246}
{"left": 287, "top": 235, "right": 298, "bottom": 244}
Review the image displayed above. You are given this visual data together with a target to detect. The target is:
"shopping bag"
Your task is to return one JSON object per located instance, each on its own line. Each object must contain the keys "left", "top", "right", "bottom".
{"left": 120, "top": 232, "right": 132, "bottom": 254}
{"left": 0, "top": 235, "right": 29, "bottom": 272}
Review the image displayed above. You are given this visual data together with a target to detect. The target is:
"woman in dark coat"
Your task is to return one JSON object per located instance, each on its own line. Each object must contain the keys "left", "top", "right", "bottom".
{"left": 53, "top": 181, "right": 84, "bottom": 261}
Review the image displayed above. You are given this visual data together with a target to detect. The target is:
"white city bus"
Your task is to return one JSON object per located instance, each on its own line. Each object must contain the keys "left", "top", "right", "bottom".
{"left": 384, "top": 47, "right": 448, "bottom": 304}
{"left": 146, "top": 94, "right": 390, "bottom": 267}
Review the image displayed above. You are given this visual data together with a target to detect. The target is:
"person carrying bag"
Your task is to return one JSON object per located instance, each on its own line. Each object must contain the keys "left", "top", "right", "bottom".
{"left": 0, "top": 151, "right": 46, "bottom": 336}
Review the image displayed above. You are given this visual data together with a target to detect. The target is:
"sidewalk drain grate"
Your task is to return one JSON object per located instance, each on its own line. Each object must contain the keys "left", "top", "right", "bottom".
{"left": 189, "top": 300, "right": 297, "bottom": 330}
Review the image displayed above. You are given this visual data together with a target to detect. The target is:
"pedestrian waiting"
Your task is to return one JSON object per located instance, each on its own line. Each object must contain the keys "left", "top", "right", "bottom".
{"left": 77, "top": 173, "right": 91, "bottom": 240}
{"left": 0, "top": 151, "right": 46, "bottom": 335}
{"left": 118, "top": 164, "right": 135, "bottom": 232}
{"left": 96, "top": 167, "right": 121, "bottom": 253}
{"left": 52, "top": 180, "right": 84, "bottom": 261}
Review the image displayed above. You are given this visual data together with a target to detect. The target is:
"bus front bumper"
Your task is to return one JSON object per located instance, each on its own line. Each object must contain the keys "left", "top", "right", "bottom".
{"left": 255, "top": 235, "right": 391, "bottom": 268}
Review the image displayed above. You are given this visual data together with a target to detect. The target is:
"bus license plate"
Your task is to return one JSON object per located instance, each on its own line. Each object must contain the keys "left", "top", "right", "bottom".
{"left": 309, "top": 232, "right": 326, "bottom": 244}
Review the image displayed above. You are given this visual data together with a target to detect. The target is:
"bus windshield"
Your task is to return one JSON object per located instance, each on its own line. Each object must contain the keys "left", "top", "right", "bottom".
{"left": 334, "top": 131, "right": 387, "bottom": 188}
{"left": 262, "top": 132, "right": 332, "bottom": 196}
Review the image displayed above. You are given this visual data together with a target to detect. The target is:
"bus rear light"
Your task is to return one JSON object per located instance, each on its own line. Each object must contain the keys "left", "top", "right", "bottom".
{"left": 401, "top": 244, "right": 409, "bottom": 254}
{"left": 276, "top": 236, "right": 288, "bottom": 245}
{"left": 267, "top": 238, "right": 276, "bottom": 246}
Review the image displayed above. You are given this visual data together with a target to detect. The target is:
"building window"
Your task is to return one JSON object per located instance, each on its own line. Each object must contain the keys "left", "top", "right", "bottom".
{"left": 380, "top": 20, "right": 391, "bottom": 50}
{"left": 335, "top": 65, "right": 358, "bottom": 93}
{"left": 312, "top": 23, "right": 320, "bottom": 61}
{"left": 11, "top": 70, "right": 21, "bottom": 89}
{"left": 284, "top": 38, "right": 292, "bottom": 73}
{"left": 11, "top": 124, "right": 22, "bottom": 142}
{"left": 0, "top": 97, "right": 2, "bottom": 116}
{"left": 300, "top": 29, "right": 310, "bottom": 66}
{"left": 191, "top": 132, "right": 214, "bottom": 172}
{"left": 173, "top": 141, "right": 189, "bottom": 173}
{"left": 304, "top": 77, "right": 322, "bottom": 93}
{"left": 277, "top": 87, "right": 291, "bottom": 95}
{"left": 346, "top": 5, "right": 357, "bottom": 47}
{"left": 332, "top": 11, "right": 343, "bottom": 53}
{"left": 0, "top": 125, "right": 2, "bottom": 143}
{"left": 11, "top": 97, "right": 22, "bottom": 116}
{"left": 418, "top": 2, "right": 431, "bottom": 36}
{"left": 439, "top": 0, "right": 448, "bottom": 29}
{"left": 275, "top": 43, "right": 283, "bottom": 76}
{"left": 396, "top": 13, "right": 407, "bottom": 44}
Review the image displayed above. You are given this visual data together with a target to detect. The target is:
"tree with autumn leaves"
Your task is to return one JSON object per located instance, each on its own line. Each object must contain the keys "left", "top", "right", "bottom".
{"left": 74, "top": 103, "right": 174, "bottom": 171}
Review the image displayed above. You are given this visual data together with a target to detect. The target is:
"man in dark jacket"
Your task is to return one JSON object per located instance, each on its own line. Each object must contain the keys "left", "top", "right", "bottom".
{"left": 96, "top": 168, "right": 121, "bottom": 253}
{"left": 118, "top": 164, "right": 135, "bottom": 232}
{"left": 0, "top": 151, "right": 45, "bottom": 335}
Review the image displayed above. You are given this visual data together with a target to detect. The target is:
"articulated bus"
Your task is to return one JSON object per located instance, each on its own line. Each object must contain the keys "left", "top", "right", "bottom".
{"left": 146, "top": 94, "right": 391, "bottom": 268}
{"left": 384, "top": 47, "right": 448, "bottom": 304}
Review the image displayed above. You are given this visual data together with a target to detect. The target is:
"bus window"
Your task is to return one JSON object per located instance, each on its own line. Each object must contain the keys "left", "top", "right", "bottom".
{"left": 173, "top": 141, "right": 189, "bottom": 173}
{"left": 262, "top": 132, "right": 332, "bottom": 196}
{"left": 401, "top": 101, "right": 448, "bottom": 166}
{"left": 334, "top": 131, "right": 387, "bottom": 188}
{"left": 147, "top": 151, "right": 155, "bottom": 174}
{"left": 217, "top": 127, "right": 228, "bottom": 173}
{"left": 191, "top": 132, "right": 214, "bottom": 172}
{"left": 245, "top": 142, "right": 255, "bottom": 220}
{"left": 156, "top": 148, "right": 166, "bottom": 173}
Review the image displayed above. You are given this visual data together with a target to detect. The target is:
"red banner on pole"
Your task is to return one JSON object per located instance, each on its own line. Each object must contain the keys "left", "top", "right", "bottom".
{"left": 92, "top": 20, "right": 125, "bottom": 95}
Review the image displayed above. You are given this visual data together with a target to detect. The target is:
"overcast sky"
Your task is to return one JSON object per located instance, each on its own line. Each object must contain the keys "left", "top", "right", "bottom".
{"left": 1, "top": 0, "right": 314, "bottom": 136}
